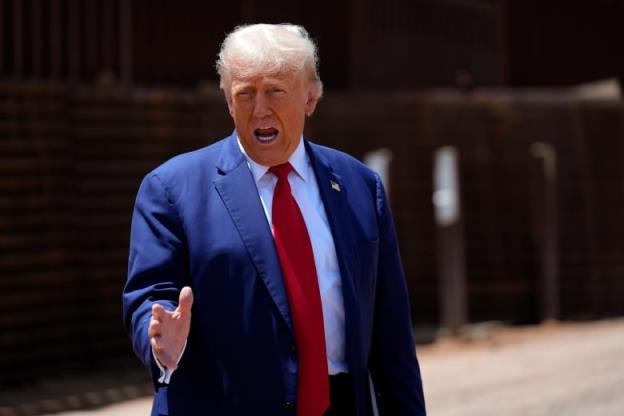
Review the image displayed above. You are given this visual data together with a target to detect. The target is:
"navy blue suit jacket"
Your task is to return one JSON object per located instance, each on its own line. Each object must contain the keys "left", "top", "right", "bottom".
{"left": 123, "top": 134, "right": 425, "bottom": 415}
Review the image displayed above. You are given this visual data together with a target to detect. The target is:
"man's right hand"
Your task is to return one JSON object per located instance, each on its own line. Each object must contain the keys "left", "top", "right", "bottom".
{"left": 149, "top": 286, "right": 193, "bottom": 370}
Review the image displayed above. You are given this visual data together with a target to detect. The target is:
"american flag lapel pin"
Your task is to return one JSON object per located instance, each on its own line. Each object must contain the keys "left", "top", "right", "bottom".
{"left": 330, "top": 180, "right": 341, "bottom": 192}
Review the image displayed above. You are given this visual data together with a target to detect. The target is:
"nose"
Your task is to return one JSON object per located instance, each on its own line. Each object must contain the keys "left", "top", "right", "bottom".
{"left": 252, "top": 93, "right": 271, "bottom": 118}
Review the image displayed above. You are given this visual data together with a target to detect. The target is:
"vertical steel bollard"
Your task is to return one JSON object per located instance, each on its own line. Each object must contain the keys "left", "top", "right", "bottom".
{"left": 529, "top": 142, "right": 560, "bottom": 322}
{"left": 364, "top": 148, "right": 394, "bottom": 198}
{"left": 433, "top": 146, "right": 467, "bottom": 336}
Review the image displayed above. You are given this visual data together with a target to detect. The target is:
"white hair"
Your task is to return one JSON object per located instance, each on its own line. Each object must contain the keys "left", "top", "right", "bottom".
{"left": 216, "top": 23, "right": 323, "bottom": 98}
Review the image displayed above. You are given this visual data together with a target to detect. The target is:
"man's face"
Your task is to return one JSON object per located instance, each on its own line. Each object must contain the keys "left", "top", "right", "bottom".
{"left": 226, "top": 71, "right": 319, "bottom": 166}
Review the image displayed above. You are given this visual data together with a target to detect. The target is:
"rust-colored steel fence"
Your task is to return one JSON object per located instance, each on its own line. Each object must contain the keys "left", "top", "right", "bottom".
{"left": 1, "top": 82, "right": 623, "bottom": 384}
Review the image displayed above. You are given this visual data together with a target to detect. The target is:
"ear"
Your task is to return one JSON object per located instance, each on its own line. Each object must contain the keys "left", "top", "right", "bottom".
{"left": 304, "top": 85, "right": 321, "bottom": 116}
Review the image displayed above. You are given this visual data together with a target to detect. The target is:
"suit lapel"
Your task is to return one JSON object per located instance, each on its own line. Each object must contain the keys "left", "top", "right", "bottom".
{"left": 213, "top": 135, "right": 293, "bottom": 333}
{"left": 306, "top": 141, "right": 362, "bottom": 374}
{"left": 212, "top": 136, "right": 363, "bottom": 370}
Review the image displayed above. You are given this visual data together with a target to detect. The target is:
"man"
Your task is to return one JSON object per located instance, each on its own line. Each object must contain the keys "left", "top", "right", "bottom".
{"left": 123, "top": 23, "right": 425, "bottom": 415}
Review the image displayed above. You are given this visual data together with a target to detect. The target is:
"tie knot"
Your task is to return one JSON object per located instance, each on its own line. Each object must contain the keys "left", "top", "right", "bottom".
{"left": 269, "top": 162, "right": 293, "bottom": 180}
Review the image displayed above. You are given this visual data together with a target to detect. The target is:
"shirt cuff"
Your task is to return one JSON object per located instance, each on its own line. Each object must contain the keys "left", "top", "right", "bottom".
{"left": 153, "top": 340, "right": 187, "bottom": 384}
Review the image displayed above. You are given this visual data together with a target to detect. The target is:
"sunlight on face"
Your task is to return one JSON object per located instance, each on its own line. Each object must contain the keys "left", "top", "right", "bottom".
{"left": 226, "top": 71, "right": 319, "bottom": 166}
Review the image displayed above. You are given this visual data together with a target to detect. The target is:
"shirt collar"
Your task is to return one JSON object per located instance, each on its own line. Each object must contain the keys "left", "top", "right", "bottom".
{"left": 236, "top": 136, "right": 310, "bottom": 184}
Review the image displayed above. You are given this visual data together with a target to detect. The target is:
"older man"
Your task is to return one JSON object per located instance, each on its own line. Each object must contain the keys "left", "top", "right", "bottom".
{"left": 123, "top": 24, "right": 425, "bottom": 415}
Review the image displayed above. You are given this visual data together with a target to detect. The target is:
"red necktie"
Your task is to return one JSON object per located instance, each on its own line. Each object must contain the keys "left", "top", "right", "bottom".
{"left": 270, "top": 163, "right": 330, "bottom": 416}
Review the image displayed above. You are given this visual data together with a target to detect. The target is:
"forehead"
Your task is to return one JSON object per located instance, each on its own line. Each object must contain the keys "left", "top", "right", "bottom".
{"left": 230, "top": 70, "right": 302, "bottom": 87}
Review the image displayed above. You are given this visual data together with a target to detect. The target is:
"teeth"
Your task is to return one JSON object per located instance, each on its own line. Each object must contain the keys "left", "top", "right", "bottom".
{"left": 255, "top": 133, "right": 277, "bottom": 143}
{"left": 255, "top": 128, "right": 278, "bottom": 143}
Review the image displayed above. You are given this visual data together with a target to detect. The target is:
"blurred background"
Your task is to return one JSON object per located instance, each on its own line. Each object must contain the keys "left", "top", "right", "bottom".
{"left": 1, "top": 0, "right": 623, "bottom": 414}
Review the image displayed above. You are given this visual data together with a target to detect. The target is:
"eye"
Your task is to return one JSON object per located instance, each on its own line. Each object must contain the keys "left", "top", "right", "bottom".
{"left": 269, "top": 87, "right": 286, "bottom": 95}
{"left": 235, "top": 90, "right": 253, "bottom": 100}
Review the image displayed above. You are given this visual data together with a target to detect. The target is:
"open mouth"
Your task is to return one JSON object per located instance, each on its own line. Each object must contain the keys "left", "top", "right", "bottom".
{"left": 254, "top": 127, "right": 279, "bottom": 144}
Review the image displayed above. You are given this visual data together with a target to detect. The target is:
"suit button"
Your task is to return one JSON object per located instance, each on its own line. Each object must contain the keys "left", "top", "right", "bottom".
{"left": 283, "top": 401, "right": 294, "bottom": 411}
{"left": 289, "top": 344, "right": 296, "bottom": 354}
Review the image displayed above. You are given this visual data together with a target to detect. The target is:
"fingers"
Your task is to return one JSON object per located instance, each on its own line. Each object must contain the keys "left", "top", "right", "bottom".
{"left": 149, "top": 307, "right": 177, "bottom": 370}
{"left": 177, "top": 286, "right": 194, "bottom": 314}
{"left": 149, "top": 304, "right": 165, "bottom": 338}
{"left": 148, "top": 290, "right": 192, "bottom": 370}
{"left": 152, "top": 303, "right": 166, "bottom": 320}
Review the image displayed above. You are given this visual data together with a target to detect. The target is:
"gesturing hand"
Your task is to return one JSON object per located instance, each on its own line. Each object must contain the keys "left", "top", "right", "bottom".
{"left": 149, "top": 286, "right": 194, "bottom": 370}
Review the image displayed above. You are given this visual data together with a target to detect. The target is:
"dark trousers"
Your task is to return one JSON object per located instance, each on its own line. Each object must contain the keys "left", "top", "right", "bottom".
{"left": 324, "top": 373, "right": 356, "bottom": 416}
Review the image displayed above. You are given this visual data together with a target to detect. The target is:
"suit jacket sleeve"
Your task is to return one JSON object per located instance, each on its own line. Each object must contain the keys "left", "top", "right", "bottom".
{"left": 369, "top": 174, "right": 426, "bottom": 415}
{"left": 122, "top": 172, "right": 190, "bottom": 384}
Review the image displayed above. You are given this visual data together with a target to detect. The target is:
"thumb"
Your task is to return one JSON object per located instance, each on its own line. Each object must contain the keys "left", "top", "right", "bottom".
{"left": 177, "top": 286, "right": 194, "bottom": 314}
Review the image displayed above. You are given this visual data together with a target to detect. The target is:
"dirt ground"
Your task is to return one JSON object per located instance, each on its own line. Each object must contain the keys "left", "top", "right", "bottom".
{"left": 420, "top": 319, "right": 624, "bottom": 416}
{"left": 419, "top": 318, "right": 624, "bottom": 415}
{"left": 31, "top": 318, "right": 624, "bottom": 415}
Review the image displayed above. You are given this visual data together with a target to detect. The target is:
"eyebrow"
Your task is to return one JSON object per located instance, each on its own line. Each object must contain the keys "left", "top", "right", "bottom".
{"left": 233, "top": 84, "right": 254, "bottom": 93}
